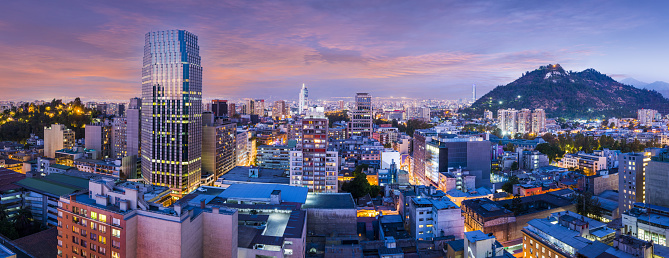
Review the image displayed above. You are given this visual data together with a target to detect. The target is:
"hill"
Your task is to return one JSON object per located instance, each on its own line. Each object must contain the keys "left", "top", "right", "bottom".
{"left": 464, "top": 64, "right": 669, "bottom": 119}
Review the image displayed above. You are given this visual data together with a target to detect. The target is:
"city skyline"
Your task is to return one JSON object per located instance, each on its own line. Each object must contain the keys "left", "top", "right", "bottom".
{"left": 1, "top": 1, "right": 669, "bottom": 102}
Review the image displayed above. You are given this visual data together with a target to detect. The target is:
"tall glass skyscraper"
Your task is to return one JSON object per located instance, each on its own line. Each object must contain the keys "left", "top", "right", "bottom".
{"left": 141, "top": 30, "right": 203, "bottom": 196}
{"left": 298, "top": 83, "right": 308, "bottom": 114}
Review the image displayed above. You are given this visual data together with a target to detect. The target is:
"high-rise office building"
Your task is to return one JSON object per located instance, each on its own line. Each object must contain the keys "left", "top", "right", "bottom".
{"left": 243, "top": 99, "right": 255, "bottom": 115}
{"left": 254, "top": 99, "right": 265, "bottom": 117}
{"left": 348, "top": 93, "right": 373, "bottom": 138}
{"left": 618, "top": 152, "right": 650, "bottom": 213}
{"left": 228, "top": 103, "right": 236, "bottom": 117}
{"left": 413, "top": 130, "right": 491, "bottom": 188}
{"left": 273, "top": 100, "right": 288, "bottom": 118}
{"left": 111, "top": 117, "right": 127, "bottom": 159}
{"left": 211, "top": 99, "right": 228, "bottom": 117}
{"left": 86, "top": 121, "right": 112, "bottom": 159}
{"left": 290, "top": 107, "right": 338, "bottom": 193}
{"left": 645, "top": 150, "right": 669, "bottom": 208}
{"left": 44, "top": 124, "right": 76, "bottom": 158}
{"left": 126, "top": 98, "right": 141, "bottom": 158}
{"left": 298, "top": 83, "right": 308, "bottom": 114}
{"left": 141, "top": 30, "right": 203, "bottom": 196}
{"left": 202, "top": 112, "right": 237, "bottom": 178}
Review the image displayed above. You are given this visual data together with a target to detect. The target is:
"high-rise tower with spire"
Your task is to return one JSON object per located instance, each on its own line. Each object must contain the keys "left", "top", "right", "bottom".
{"left": 298, "top": 83, "right": 308, "bottom": 114}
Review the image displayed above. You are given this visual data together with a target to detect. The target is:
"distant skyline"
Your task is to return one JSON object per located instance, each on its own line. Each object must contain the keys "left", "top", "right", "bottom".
{"left": 1, "top": 0, "right": 668, "bottom": 102}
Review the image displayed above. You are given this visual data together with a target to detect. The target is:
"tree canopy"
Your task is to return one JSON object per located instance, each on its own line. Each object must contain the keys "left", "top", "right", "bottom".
{"left": 0, "top": 98, "right": 97, "bottom": 142}
{"left": 340, "top": 164, "right": 381, "bottom": 199}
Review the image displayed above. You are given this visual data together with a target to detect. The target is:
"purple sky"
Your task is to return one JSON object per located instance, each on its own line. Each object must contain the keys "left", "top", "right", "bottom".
{"left": 1, "top": 0, "right": 668, "bottom": 102}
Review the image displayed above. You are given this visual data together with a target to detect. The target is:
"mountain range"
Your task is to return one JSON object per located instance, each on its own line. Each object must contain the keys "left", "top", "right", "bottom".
{"left": 465, "top": 64, "right": 669, "bottom": 119}
{"left": 619, "top": 78, "right": 669, "bottom": 98}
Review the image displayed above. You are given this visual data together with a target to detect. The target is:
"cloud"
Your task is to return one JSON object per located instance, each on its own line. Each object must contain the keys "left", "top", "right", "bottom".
{"left": 0, "top": 0, "right": 666, "bottom": 101}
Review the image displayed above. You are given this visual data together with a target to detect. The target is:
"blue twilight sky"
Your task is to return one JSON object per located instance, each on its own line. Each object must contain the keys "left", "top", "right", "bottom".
{"left": 0, "top": 0, "right": 668, "bottom": 102}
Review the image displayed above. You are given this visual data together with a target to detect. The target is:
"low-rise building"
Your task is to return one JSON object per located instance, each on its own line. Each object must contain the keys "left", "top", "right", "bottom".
{"left": 407, "top": 197, "right": 464, "bottom": 240}
{"left": 73, "top": 158, "right": 122, "bottom": 178}
{"left": 558, "top": 153, "right": 607, "bottom": 176}
{"left": 15, "top": 173, "right": 93, "bottom": 227}
{"left": 0, "top": 168, "right": 25, "bottom": 219}
{"left": 461, "top": 198, "right": 516, "bottom": 242}
{"left": 214, "top": 166, "right": 289, "bottom": 187}
{"left": 301, "top": 193, "right": 357, "bottom": 237}
{"left": 464, "top": 230, "right": 515, "bottom": 258}
{"left": 522, "top": 211, "right": 615, "bottom": 258}
{"left": 580, "top": 169, "right": 618, "bottom": 195}
{"left": 622, "top": 202, "right": 669, "bottom": 246}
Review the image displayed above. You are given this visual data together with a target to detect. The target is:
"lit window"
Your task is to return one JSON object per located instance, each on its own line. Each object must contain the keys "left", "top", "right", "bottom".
{"left": 91, "top": 212, "right": 98, "bottom": 220}
{"left": 112, "top": 229, "right": 120, "bottom": 238}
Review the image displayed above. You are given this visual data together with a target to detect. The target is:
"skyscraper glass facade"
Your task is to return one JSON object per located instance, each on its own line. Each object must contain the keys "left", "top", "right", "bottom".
{"left": 141, "top": 30, "right": 202, "bottom": 195}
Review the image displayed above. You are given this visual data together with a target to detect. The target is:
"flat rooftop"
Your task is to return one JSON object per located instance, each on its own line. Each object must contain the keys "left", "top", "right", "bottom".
{"left": 0, "top": 168, "right": 25, "bottom": 192}
{"left": 217, "top": 166, "right": 289, "bottom": 184}
{"left": 462, "top": 198, "right": 513, "bottom": 218}
{"left": 302, "top": 193, "right": 356, "bottom": 209}
{"left": 15, "top": 173, "right": 90, "bottom": 197}
{"left": 465, "top": 230, "right": 495, "bottom": 243}
{"left": 218, "top": 184, "right": 308, "bottom": 204}
{"left": 526, "top": 218, "right": 592, "bottom": 252}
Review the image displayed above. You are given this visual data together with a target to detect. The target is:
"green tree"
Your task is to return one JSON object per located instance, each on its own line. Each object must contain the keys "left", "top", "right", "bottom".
{"left": 511, "top": 161, "right": 519, "bottom": 171}
{"left": 14, "top": 208, "right": 34, "bottom": 237}
{"left": 397, "top": 119, "right": 434, "bottom": 137}
{"left": 574, "top": 191, "right": 604, "bottom": 220}
{"left": 340, "top": 173, "right": 371, "bottom": 199}
{"left": 325, "top": 110, "right": 349, "bottom": 127}
{"left": 340, "top": 164, "right": 383, "bottom": 199}
{"left": 510, "top": 194, "right": 523, "bottom": 215}
{"left": 501, "top": 176, "right": 519, "bottom": 193}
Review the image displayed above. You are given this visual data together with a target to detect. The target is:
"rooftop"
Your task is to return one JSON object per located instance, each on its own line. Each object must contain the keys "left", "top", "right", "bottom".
{"left": 446, "top": 239, "right": 465, "bottom": 252}
{"left": 218, "top": 184, "right": 308, "bottom": 204}
{"left": 15, "top": 173, "right": 90, "bottom": 197}
{"left": 12, "top": 227, "right": 58, "bottom": 258}
{"left": 302, "top": 193, "right": 356, "bottom": 209}
{"left": 49, "top": 164, "right": 76, "bottom": 170}
{"left": 465, "top": 230, "right": 495, "bottom": 243}
{"left": 547, "top": 188, "right": 575, "bottom": 197}
{"left": 576, "top": 241, "right": 612, "bottom": 258}
{"left": 0, "top": 168, "right": 25, "bottom": 192}
{"left": 411, "top": 197, "right": 459, "bottom": 209}
{"left": 495, "top": 192, "right": 572, "bottom": 209}
{"left": 447, "top": 187, "right": 493, "bottom": 198}
{"left": 217, "top": 166, "right": 289, "bottom": 185}
{"left": 462, "top": 198, "right": 513, "bottom": 218}
{"left": 526, "top": 218, "right": 591, "bottom": 253}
